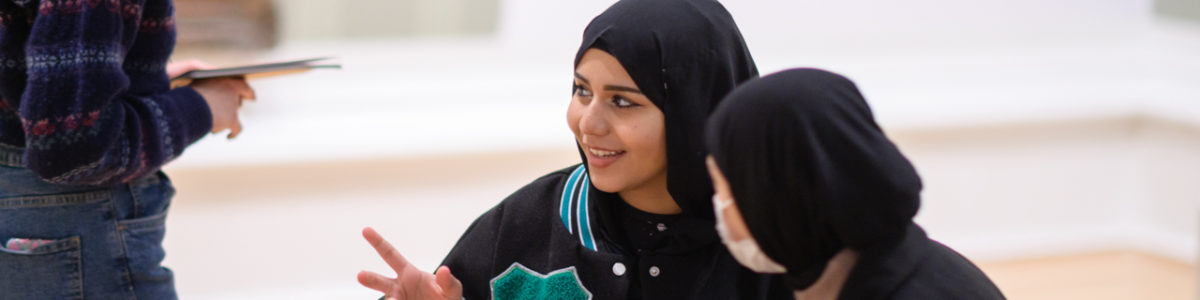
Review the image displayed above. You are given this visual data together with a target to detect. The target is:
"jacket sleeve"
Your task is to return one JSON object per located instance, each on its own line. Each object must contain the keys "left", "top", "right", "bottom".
{"left": 20, "top": 0, "right": 211, "bottom": 185}
{"left": 440, "top": 201, "right": 506, "bottom": 300}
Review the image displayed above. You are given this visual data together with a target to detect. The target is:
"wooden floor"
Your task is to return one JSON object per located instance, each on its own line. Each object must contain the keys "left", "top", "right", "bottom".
{"left": 977, "top": 251, "right": 1196, "bottom": 300}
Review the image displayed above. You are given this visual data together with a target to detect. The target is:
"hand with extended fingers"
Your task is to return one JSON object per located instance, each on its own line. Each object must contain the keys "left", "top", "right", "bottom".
{"left": 358, "top": 227, "right": 464, "bottom": 300}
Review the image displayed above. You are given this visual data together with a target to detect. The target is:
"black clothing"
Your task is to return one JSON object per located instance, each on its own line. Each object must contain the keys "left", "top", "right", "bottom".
{"left": 707, "top": 68, "right": 1003, "bottom": 299}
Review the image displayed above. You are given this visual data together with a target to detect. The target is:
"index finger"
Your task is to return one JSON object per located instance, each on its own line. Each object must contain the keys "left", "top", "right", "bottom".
{"left": 362, "top": 227, "right": 412, "bottom": 273}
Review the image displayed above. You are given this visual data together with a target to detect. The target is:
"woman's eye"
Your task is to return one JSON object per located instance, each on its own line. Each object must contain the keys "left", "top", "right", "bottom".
{"left": 573, "top": 84, "right": 593, "bottom": 98}
{"left": 613, "top": 96, "right": 638, "bottom": 108}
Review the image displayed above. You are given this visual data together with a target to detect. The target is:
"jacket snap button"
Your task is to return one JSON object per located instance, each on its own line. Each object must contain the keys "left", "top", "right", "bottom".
{"left": 613, "top": 262, "right": 627, "bottom": 276}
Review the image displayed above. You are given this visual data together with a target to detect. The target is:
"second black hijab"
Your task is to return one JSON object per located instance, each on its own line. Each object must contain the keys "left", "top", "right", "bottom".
{"left": 706, "top": 68, "right": 923, "bottom": 290}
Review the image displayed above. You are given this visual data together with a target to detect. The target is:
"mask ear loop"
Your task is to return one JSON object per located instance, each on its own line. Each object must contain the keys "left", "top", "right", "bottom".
{"left": 712, "top": 195, "right": 732, "bottom": 216}
{"left": 713, "top": 195, "right": 790, "bottom": 274}
{"left": 712, "top": 195, "right": 730, "bottom": 233}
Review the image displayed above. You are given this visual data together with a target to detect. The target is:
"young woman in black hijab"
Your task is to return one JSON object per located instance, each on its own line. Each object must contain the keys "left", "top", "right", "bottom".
{"left": 705, "top": 68, "right": 1006, "bottom": 299}
{"left": 356, "top": 0, "right": 791, "bottom": 299}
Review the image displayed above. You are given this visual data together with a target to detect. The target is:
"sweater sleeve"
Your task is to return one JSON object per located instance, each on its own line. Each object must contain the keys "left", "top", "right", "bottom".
{"left": 19, "top": 0, "right": 212, "bottom": 185}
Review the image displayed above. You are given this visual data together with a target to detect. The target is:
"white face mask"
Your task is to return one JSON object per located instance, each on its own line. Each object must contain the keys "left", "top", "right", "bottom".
{"left": 713, "top": 195, "right": 788, "bottom": 274}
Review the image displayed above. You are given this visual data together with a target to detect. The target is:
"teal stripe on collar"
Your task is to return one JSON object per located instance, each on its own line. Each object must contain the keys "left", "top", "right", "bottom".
{"left": 577, "top": 174, "right": 596, "bottom": 251}
{"left": 561, "top": 166, "right": 585, "bottom": 233}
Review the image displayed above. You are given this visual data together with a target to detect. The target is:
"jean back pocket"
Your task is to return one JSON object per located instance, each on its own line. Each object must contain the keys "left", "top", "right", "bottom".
{"left": 0, "top": 236, "right": 83, "bottom": 300}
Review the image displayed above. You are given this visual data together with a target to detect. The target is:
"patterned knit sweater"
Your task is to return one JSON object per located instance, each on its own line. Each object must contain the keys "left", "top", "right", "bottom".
{"left": 0, "top": 0, "right": 212, "bottom": 186}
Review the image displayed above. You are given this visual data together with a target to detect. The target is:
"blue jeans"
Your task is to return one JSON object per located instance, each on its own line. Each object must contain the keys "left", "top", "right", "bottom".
{"left": 0, "top": 144, "right": 177, "bottom": 299}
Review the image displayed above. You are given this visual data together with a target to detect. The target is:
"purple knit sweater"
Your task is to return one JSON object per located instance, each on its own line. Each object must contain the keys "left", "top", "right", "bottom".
{"left": 0, "top": 0, "right": 212, "bottom": 186}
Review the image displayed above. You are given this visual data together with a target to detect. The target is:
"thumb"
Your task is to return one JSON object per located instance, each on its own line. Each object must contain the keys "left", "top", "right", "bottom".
{"left": 227, "top": 119, "right": 243, "bottom": 139}
{"left": 167, "top": 60, "right": 216, "bottom": 78}
{"left": 435, "top": 266, "right": 463, "bottom": 299}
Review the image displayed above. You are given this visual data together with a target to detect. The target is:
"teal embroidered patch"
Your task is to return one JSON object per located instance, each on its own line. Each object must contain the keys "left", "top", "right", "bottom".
{"left": 490, "top": 263, "right": 592, "bottom": 300}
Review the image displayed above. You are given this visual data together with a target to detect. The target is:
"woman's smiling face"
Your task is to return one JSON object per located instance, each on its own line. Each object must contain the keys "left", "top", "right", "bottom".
{"left": 567, "top": 48, "right": 667, "bottom": 195}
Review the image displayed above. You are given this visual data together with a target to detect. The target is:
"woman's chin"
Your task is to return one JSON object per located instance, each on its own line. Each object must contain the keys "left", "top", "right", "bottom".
{"left": 586, "top": 174, "right": 629, "bottom": 194}
{"left": 589, "top": 179, "right": 623, "bottom": 193}
{"left": 588, "top": 166, "right": 664, "bottom": 195}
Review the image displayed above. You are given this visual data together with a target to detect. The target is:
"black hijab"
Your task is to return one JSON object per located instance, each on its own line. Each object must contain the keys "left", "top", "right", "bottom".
{"left": 705, "top": 68, "right": 923, "bottom": 290}
{"left": 574, "top": 0, "right": 758, "bottom": 220}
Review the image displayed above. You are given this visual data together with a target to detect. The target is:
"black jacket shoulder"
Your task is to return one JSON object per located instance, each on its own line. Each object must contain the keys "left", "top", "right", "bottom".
{"left": 888, "top": 239, "right": 1006, "bottom": 299}
{"left": 841, "top": 224, "right": 1005, "bottom": 300}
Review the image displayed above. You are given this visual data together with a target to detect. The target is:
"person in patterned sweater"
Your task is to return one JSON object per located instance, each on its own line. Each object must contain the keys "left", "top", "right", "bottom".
{"left": 0, "top": 0, "right": 253, "bottom": 298}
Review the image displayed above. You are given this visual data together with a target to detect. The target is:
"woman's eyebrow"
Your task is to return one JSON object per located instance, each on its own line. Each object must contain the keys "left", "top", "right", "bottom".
{"left": 604, "top": 85, "right": 643, "bottom": 94}
{"left": 575, "top": 72, "right": 642, "bottom": 94}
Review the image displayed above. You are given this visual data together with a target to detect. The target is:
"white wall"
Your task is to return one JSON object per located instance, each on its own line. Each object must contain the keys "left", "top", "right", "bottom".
{"left": 272, "top": 0, "right": 499, "bottom": 41}
{"left": 893, "top": 117, "right": 1198, "bottom": 263}
{"left": 1130, "top": 120, "right": 1200, "bottom": 260}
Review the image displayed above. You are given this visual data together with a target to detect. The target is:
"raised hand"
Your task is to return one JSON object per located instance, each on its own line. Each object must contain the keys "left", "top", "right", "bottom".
{"left": 358, "top": 227, "right": 463, "bottom": 300}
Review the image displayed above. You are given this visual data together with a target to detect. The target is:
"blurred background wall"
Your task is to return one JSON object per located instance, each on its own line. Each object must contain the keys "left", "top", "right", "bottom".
{"left": 162, "top": 0, "right": 1198, "bottom": 298}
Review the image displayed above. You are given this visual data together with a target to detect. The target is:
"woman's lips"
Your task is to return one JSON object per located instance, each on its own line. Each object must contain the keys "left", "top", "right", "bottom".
{"left": 585, "top": 146, "right": 626, "bottom": 168}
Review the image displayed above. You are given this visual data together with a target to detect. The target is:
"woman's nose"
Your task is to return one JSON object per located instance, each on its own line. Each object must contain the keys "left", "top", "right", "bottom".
{"left": 578, "top": 101, "right": 610, "bottom": 137}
